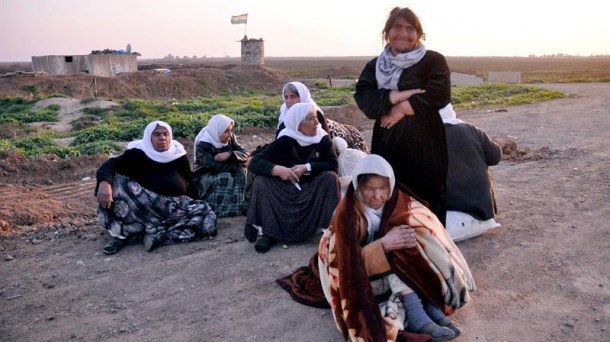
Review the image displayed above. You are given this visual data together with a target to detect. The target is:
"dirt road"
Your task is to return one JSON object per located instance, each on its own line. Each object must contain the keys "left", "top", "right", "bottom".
{"left": 1, "top": 83, "right": 608, "bottom": 341}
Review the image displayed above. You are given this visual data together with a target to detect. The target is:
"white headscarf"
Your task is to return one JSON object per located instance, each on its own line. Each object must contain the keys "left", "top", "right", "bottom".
{"left": 193, "top": 114, "right": 234, "bottom": 160}
{"left": 352, "top": 154, "right": 396, "bottom": 242}
{"left": 277, "top": 102, "right": 328, "bottom": 146}
{"left": 127, "top": 120, "right": 186, "bottom": 164}
{"left": 277, "top": 81, "right": 323, "bottom": 128}
{"left": 439, "top": 103, "right": 464, "bottom": 125}
{"left": 375, "top": 43, "right": 427, "bottom": 90}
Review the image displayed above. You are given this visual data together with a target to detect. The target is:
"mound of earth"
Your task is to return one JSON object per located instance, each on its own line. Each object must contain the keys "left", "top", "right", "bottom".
{"left": 0, "top": 65, "right": 291, "bottom": 100}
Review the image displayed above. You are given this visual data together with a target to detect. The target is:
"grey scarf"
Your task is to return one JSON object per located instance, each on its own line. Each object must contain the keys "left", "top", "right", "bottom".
{"left": 375, "top": 43, "right": 426, "bottom": 90}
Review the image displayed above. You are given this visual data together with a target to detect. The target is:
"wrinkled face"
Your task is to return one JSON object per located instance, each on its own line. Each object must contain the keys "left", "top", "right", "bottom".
{"left": 388, "top": 17, "right": 419, "bottom": 55}
{"left": 297, "top": 109, "right": 319, "bottom": 136}
{"left": 359, "top": 175, "right": 391, "bottom": 210}
{"left": 284, "top": 90, "right": 300, "bottom": 109}
{"left": 219, "top": 122, "right": 234, "bottom": 144}
{"left": 151, "top": 125, "right": 170, "bottom": 152}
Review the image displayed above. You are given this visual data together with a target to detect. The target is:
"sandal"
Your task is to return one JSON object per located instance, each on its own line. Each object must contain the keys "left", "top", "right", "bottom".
{"left": 103, "top": 237, "right": 127, "bottom": 255}
{"left": 254, "top": 235, "right": 275, "bottom": 253}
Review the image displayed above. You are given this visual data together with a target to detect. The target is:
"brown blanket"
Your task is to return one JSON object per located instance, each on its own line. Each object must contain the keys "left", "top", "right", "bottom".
{"left": 277, "top": 185, "right": 474, "bottom": 341}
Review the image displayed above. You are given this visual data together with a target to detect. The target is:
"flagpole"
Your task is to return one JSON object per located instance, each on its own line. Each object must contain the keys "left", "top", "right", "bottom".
{"left": 244, "top": 21, "right": 247, "bottom": 37}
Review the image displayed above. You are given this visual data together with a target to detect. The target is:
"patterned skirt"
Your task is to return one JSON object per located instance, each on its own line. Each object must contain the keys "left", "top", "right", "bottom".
{"left": 246, "top": 171, "right": 340, "bottom": 243}
{"left": 197, "top": 168, "right": 247, "bottom": 218}
{"left": 98, "top": 175, "right": 217, "bottom": 244}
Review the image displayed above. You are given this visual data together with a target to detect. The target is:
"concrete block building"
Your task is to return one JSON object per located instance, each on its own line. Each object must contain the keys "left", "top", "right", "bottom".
{"left": 31, "top": 54, "right": 138, "bottom": 77}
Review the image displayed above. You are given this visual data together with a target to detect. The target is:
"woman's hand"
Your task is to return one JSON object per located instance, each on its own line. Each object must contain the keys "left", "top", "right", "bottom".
{"left": 389, "top": 89, "right": 425, "bottom": 104}
{"left": 271, "top": 165, "right": 299, "bottom": 182}
{"left": 97, "top": 181, "right": 113, "bottom": 209}
{"left": 291, "top": 164, "right": 307, "bottom": 178}
{"left": 214, "top": 152, "right": 231, "bottom": 162}
{"left": 381, "top": 101, "right": 416, "bottom": 129}
{"left": 380, "top": 225, "right": 417, "bottom": 251}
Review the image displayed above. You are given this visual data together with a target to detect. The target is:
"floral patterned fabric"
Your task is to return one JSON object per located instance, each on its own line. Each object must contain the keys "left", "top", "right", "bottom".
{"left": 98, "top": 175, "right": 217, "bottom": 244}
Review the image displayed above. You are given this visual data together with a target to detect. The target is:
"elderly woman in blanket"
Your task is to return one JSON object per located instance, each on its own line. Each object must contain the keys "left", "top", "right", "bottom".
{"left": 277, "top": 155, "right": 475, "bottom": 342}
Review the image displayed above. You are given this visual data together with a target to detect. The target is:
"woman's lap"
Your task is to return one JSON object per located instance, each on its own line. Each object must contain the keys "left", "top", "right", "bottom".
{"left": 246, "top": 171, "right": 339, "bottom": 242}
{"left": 98, "top": 175, "right": 217, "bottom": 243}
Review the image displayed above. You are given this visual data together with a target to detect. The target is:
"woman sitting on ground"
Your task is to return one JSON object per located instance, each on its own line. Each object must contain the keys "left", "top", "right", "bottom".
{"left": 278, "top": 81, "right": 369, "bottom": 152}
{"left": 193, "top": 114, "right": 249, "bottom": 218}
{"left": 96, "top": 120, "right": 217, "bottom": 255}
{"left": 440, "top": 105, "right": 503, "bottom": 241}
{"left": 277, "top": 155, "right": 475, "bottom": 341}
{"left": 245, "top": 102, "right": 340, "bottom": 253}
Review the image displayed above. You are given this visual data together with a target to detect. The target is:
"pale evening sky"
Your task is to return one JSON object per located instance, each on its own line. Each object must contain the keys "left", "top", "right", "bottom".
{"left": 1, "top": 0, "right": 608, "bottom": 62}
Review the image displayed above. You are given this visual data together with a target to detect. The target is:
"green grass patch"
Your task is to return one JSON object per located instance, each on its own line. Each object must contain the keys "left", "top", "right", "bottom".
{"left": 451, "top": 83, "right": 565, "bottom": 109}
{"left": 0, "top": 83, "right": 566, "bottom": 158}
{"left": 0, "top": 100, "right": 60, "bottom": 124}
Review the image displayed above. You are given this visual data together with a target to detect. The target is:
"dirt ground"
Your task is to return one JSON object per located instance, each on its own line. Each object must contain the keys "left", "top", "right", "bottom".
{"left": 0, "top": 82, "right": 609, "bottom": 342}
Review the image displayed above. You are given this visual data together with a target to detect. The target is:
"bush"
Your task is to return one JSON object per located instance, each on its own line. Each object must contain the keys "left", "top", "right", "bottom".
{"left": 73, "top": 140, "right": 121, "bottom": 155}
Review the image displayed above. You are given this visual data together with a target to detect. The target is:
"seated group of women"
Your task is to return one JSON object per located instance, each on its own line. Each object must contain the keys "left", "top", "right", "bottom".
{"left": 96, "top": 81, "right": 367, "bottom": 255}
{"left": 94, "top": 81, "right": 485, "bottom": 341}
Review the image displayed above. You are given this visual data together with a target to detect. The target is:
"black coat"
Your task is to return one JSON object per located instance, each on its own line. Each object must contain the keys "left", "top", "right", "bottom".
{"left": 192, "top": 134, "right": 249, "bottom": 177}
{"left": 445, "top": 123, "right": 502, "bottom": 220}
{"left": 354, "top": 50, "right": 450, "bottom": 224}
{"left": 248, "top": 135, "right": 338, "bottom": 177}
{"left": 95, "top": 148, "right": 197, "bottom": 198}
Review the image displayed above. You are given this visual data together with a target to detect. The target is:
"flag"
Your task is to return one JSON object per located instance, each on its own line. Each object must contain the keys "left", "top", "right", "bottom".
{"left": 231, "top": 13, "right": 248, "bottom": 25}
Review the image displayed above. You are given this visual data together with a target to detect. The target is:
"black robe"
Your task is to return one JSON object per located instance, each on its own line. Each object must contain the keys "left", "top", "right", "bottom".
{"left": 354, "top": 50, "right": 450, "bottom": 225}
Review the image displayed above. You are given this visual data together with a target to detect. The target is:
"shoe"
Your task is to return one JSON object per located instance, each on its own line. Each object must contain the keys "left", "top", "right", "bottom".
{"left": 244, "top": 223, "right": 258, "bottom": 243}
{"left": 254, "top": 235, "right": 275, "bottom": 253}
{"left": 415, "top": 322, "right": 455, "bottom": 342}
{"left": 437, "top": 317, "right": 461, "bottom": 338}
{"left": 103, "top": 237, "right": 127, "bottom": 255}
{"left": 143, "top": 235, "right": 160, "bottom": 252}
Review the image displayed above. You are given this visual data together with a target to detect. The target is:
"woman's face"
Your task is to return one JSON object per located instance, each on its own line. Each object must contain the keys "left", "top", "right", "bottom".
{"left": 359, "top": 175, "right": 391, "bottom": 210}
{"left": 388, "top": 17, "right": 419, "bottom": 55}
{"left": 219, "top": 123, "right": 234, "bottom": 144}
{"left": 297, "top": 109, "right": 319, "bottom": 136}
{"left": 284, "top": 90, "right": 300, "bottom": 109}
{"left": 151, "top": 125, "right": 170, "bottom": 152}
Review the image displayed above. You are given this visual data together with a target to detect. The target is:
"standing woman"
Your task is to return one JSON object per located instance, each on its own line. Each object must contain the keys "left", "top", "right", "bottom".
{"left": 96, "top": 120, "right": 217, "bottom": 255}
{"left": 246, "top": 102, "right": 340, "bottom": 253}
{"left": 193, "top": 114, "right": 249, "bottom": 218}
{"left": 354, "top": 7, "right": 450, "bottom": 225}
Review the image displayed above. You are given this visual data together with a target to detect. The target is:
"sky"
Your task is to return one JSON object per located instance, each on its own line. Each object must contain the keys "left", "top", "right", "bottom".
{"left": 1, "top": 0, "right": 609, "bottom": 62}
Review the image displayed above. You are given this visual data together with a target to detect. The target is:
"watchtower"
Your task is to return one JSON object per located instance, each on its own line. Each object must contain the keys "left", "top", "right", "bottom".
{"left": 240, "top": 36, "right": 264, "bottom": 65}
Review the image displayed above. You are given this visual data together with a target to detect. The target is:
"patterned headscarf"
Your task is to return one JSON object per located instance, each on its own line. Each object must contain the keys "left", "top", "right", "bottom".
{"left": 127, "top": 120, "right": 186, "bottom": 163}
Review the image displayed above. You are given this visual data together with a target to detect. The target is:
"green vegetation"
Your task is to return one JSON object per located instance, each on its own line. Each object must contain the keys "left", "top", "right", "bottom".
{"left": 0, "top": 97, "right": 60, "bottom": 124}
{"left": 0, "top": 83, "right": 564, "bottom": 159}
{"left": 451, "top": 83, "right": 564, "bottom": 109}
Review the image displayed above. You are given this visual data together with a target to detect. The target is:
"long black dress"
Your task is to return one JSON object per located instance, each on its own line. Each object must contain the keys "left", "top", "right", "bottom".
{"left": 354, "top": 50, "right": 450, "bottom": 225}
{"left": 247, "top": 135, "right": 340, "bottom": 243}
